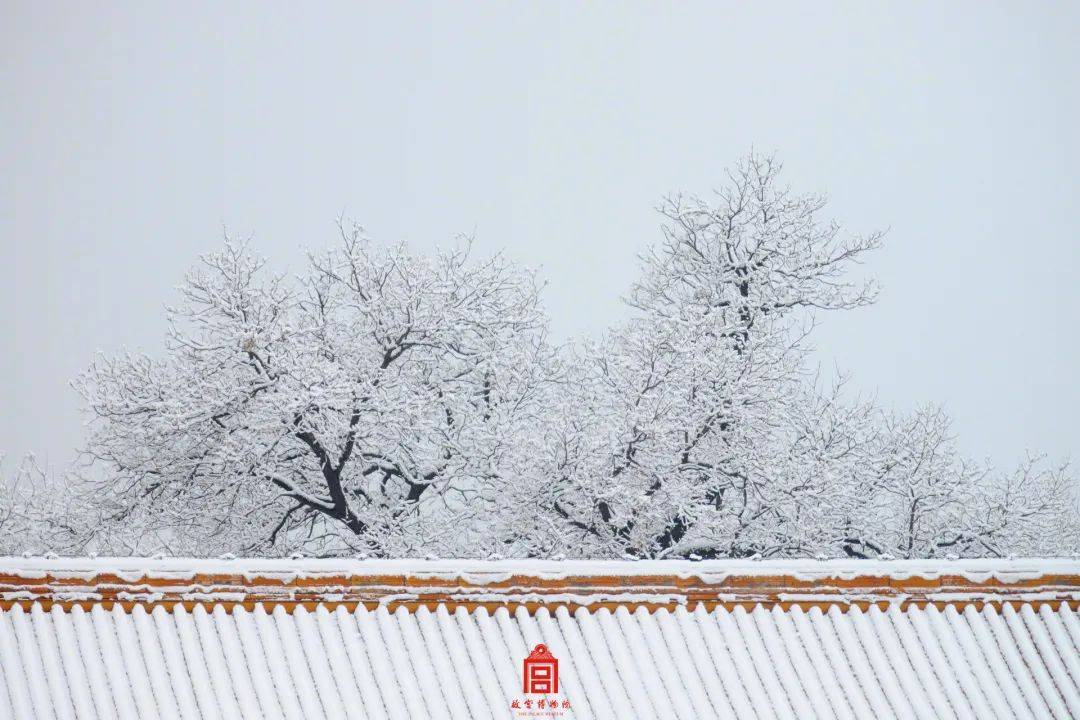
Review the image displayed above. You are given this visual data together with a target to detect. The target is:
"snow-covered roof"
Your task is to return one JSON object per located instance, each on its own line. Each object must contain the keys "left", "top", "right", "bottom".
{"left": 1, "top": 558, "right": 1078, "bottom": 719}
{"left": 3, "top": 556, "right": 1079, "bottom": 613}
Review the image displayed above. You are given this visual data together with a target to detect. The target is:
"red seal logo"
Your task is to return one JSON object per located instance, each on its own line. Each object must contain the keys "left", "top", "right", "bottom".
{"left": 522, "top": 643, "right": 559, "bottom": 694}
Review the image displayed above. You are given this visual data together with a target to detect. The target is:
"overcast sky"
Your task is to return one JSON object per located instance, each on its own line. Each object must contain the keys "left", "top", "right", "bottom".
{"left": 2, "top": 1, "right": 1078, "bottom": 473}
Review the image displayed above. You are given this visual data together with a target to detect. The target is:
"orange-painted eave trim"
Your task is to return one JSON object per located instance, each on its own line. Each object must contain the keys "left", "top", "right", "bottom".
{"left": 2, "top": 571, "right": 1078, "bottom": 614}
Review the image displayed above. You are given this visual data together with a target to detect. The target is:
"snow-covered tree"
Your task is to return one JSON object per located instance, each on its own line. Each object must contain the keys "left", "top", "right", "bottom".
{"left": 0, "top": 455, "right": 86, "bottom": 556}
{"left": 816, "top": 405, "right": 1078, "bottom": 559}
{"left": 72, "top": 227, "right": 557, "bottom": 555}
{"left": 4, "top": 150, "right": 1076, "bottom": 559}
{"left": 514, "top": 153, "right": 880, "bottom": 558}
{"left": 500, "top": 153, "right": 1078, "bottom": 560}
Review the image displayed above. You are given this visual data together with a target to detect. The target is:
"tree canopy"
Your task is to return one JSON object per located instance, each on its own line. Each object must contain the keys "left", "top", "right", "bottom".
{"left": 4, "top": 152, "right": 1077, "bottom": 559}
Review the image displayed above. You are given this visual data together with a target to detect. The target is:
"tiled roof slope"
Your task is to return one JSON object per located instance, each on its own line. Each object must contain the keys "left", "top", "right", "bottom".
{"left": 0, "top": 558, "right": 1078, "bottom": 719}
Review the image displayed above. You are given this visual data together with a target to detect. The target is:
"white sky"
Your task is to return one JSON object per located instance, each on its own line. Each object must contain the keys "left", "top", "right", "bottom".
{"left": 2, "top": 1, "right": 1078, "bottom": 472}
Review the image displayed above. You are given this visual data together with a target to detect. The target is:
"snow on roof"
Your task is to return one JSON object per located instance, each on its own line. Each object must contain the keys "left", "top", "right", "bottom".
{"left": 1, "top": 558, "right": 1078, "bottom": 719}
{"left": 1, "top": 595, "right": 1078, "bottom": 718}
{"left": 2, "top": 557, "right": 1078, "bottom": 614}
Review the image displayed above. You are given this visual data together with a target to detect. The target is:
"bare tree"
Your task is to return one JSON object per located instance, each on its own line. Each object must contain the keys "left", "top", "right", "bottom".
{"left": 0, "top": 455, "right": 86, "bottom": 555}
{"left": 4, "top": 151, "right": 1075, "bottom": 560}
{"left": 73, "top": 227, "right": 557, "bottom": 556}
{"left": 509, "top": 153, "right": 1078, "bottom": 560}
{"left": 525, "top": 152, "right": 881, "bottom": 558}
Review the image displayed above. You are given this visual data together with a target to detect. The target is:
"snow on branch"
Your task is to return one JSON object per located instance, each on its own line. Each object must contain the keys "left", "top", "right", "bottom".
{"left": 4, "top": 152, "right": 1076, "bottom": 560}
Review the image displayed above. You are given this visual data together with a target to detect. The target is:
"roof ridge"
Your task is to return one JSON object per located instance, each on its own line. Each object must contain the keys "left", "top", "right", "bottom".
{"left": 2, "top": 558, "right": 1078, "bottom": 614}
